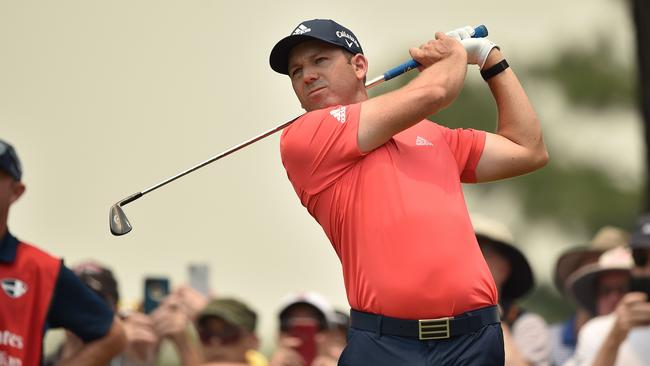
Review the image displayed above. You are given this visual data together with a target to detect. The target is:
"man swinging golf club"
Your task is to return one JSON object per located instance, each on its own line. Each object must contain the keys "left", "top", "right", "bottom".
{"left": 270, "top": 19, "right": 548, "bottom": 365}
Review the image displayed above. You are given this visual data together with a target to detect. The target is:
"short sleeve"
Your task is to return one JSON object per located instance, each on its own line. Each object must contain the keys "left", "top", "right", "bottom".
{"left": 568, "top": 316, "right": 613, "bottom": 366}
{"left": 438, "top": 126, "right": 486, "bottom": 183}
{"left": 47, "top": 264, "right": 115, "bottom": 342}
{"left": 512, "top": 312, "right": 552, "bottom": 366}
{"left": 280, "top": 103, "right": 364, "bottom": 196}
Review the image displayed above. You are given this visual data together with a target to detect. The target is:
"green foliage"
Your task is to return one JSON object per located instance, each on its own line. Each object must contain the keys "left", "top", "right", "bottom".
{"left": 527, "top": 37, "right": 637, "bottom": 110}
{"left": 431, "top": 82, "right": 497, "bottom": 130}
{"left": 434, "top": 80, "right": 642, "bottom": 233}
{"left": 497, "top": 158, "right": 642, "bottom": 233}
{"left": 520, "top": 284, "right": 575, "bottom": 324}
{"left": 379, "top": 39, "right": 643, "bottom": 233}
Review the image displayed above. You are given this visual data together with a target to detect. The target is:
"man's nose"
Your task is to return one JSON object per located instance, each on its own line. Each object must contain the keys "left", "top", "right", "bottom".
{"left": 302, "top": 67, "right": 319, "bottom": 84}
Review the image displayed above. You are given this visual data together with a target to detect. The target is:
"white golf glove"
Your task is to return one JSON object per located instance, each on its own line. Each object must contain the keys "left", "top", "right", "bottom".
{"left": 446, "top": 26, "right": 499, "bottom": 69}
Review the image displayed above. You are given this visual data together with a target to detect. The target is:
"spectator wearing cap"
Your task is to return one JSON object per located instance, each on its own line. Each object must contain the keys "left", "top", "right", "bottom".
{"left": 152, "top": 291, "right": 266, "bottom": 366}
{"left": 269, "top": 292, "right": 345, "bottom": 366}
{"left": 548, "top": 226, "right": 629, "bottom": 366}
{"left": 195, "top": 298, "right": 266, "bottom": 365}
{"left": 568, "top": 214, "right": 650, "bottom": 366}
{"left": 45, "top": 261, "right": 163, "bottom": 366}
{"left": 72, "top": 261, "right": 121, "bottom": 311}
{"left": 0, "top": 139, "right": 126, "bottom": 365}
{"left": 472, "top": 214, "right": 551, "bottom": 366}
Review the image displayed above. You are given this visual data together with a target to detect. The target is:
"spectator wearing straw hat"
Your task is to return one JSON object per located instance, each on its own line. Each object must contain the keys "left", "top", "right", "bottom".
{"left": 472, "top": 215, "right": 551, "bottom": 366}
{"left": 548, "top": 226, "right": 629, "bottom": 365}
{"left": 568, "top": 214, "right": 650, "bottom": 366}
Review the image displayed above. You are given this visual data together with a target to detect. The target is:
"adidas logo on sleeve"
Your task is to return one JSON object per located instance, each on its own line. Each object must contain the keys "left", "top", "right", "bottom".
{"left": 416, "top": 136, "right": 433, "bottom": 146}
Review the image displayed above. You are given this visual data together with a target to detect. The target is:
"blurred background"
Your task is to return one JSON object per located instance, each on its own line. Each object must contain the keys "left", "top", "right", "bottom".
{"left": 1, "top": 0, "right": 646, "bottom": 361}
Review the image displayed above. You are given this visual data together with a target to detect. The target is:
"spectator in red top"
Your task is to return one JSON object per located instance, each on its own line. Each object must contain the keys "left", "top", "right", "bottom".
{"left": 269, "top": 19, "right": 548, "bottom": 365}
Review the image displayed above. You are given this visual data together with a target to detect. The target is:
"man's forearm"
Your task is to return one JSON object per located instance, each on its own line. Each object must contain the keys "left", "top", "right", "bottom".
{"left": 485, "top": 49, "right": 546, "bottom": 159}
{"left": 591, "top": 325, "right": 627, "bottom": 366}
{"left": 170, "top": 333, "right": 201, "bottom": 366}
{"left": 59, "top": 317, "right": 127, "bottom": 366}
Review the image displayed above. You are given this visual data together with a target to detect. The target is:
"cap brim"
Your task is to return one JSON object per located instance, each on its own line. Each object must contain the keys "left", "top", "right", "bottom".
{"left": 270, "top": 34, "right": 360, "bottom": 75}
{"left": 270, "top": 34, "right": 317, "bottom": 75}
{"left": 568, "top": 265, "right": 630, "bottom": 313}
{"left": 553, "top": 248, "right": 603, "bottom": 294}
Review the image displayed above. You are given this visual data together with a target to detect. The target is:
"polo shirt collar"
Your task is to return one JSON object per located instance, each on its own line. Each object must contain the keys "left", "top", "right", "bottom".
{"left": 0, "top": 230, "right": 19, "bottom": 263}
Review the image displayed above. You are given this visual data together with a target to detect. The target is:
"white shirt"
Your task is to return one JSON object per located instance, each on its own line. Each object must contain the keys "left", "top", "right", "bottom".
{"left": 512, "top": 312, "right": 552, "bottom": 366}
{"left": 565, "top": 313, "right": 650, "bottom": 366}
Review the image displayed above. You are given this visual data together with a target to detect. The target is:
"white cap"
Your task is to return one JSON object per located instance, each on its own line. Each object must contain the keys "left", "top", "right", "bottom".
{"left": 278, "top": 291, "right": 335, "bottom": 327}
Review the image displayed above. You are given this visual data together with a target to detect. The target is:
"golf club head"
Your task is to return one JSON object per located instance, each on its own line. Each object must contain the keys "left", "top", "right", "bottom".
{"left": 110, "top": 203, "right": 132, "bottom": 236}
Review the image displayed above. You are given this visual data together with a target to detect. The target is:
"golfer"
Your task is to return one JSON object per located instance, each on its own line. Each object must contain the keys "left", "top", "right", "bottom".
{"left": 270, "top": 19, "right": 548, "bottom": 365}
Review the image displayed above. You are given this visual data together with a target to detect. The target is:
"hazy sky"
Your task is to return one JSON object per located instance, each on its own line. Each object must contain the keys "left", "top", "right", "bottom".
{"left": 1, "top": 0, "right": 639, "bottom": 352}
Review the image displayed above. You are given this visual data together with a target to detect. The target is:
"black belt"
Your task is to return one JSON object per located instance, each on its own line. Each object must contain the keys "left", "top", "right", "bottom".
{"left": 350, "top": 305, "right": 500, "bottom": 340}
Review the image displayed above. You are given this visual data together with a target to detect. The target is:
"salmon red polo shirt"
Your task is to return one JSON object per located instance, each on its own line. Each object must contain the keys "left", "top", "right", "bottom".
{"left": 280, "top": 103, "right": 498, "bottom": 319}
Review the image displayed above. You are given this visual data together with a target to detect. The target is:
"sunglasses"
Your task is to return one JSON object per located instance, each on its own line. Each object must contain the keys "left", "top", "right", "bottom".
{"left": 632, "top": 248, "right": 650, "bottom": 267}
{"left": 197, "top": 318, "right": 243, "bottom": 345}
{"left": 597, "top": 283, "right": 629, "bottom": 297}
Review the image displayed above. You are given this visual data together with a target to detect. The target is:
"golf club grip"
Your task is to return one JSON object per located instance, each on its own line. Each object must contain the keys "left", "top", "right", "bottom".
{"left": 382, "top": 25, "right": 488, "bottom": 82}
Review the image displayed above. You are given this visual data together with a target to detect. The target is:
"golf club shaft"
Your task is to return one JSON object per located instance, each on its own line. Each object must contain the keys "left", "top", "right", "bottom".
{"left": 124, "top": 25, "right": 488, "bottom": 206}
{"left": 141, "top": 118, "right": 296, "bottom": 196}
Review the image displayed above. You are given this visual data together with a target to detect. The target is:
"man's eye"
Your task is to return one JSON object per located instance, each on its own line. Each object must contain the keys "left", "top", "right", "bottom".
{"left": 315, "top": 57, "right": 327, "bottom": 64}
{"left": 291, "top": 68, "right": 302, "bottom": 78}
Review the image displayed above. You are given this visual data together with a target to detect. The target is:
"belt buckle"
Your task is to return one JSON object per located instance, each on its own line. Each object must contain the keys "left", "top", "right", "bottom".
{"left": 418, "top": 317, "right": 452, "bottom": 340}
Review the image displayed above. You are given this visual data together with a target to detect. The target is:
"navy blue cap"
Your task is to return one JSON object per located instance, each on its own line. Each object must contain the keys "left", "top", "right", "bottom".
{"left": 630, "top": 214, "right": 650, "bottom": 249}
{"left": 0, "top": 140, "right": 22, "bottom": 181}
{"left": 270, "top": 19, "right": 364, "bottom": 75}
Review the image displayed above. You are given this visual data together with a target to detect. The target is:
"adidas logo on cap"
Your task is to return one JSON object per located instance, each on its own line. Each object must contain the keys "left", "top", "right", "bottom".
{"left": 292, "top": 24, "right": 312, "bottom": 35}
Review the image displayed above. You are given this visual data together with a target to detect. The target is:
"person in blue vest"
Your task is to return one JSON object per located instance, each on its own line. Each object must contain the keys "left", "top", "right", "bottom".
{"left": 0, "top": 139, "right": 126, "bottom": 365}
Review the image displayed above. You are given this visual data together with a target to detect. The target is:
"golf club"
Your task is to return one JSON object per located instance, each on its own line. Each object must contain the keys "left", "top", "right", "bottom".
{"left": 109, "top": 25, "right": 488, "bottom": 236}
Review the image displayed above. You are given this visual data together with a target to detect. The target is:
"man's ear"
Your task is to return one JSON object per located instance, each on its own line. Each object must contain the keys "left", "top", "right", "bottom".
{"left": 351, "top": 54, "right": 368, "bottom": 81}
{"left": 10, "top": 182, "right": 25, "bottom": 205}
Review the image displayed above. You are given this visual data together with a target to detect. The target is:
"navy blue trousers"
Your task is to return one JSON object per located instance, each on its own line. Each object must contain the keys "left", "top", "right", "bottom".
{"left": 338, "top": 323, "right": 504, "bottom": 366}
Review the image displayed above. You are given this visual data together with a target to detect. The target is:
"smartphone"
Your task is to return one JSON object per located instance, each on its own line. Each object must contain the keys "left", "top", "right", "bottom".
{"left": 188, "top": 263, "right": 211, "bottom": 297}
{"left": 629, "top": 277, "right": 650, "bottom": 299}
{"left": 288, "top": 320, "right": 319, "bottom": 366}
{"left": 143, "top": 277, "right": 170, "bottom": 314}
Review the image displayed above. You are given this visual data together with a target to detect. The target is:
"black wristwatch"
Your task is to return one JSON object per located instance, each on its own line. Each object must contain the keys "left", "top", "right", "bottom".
{"left": 480, "top": 59, "right": 509, "bottom": 81}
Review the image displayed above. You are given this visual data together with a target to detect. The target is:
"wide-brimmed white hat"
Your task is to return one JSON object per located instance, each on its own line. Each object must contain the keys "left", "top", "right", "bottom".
{"left": 471, "top": 215, "right": 534, "bottom": 300}
{"left": 554, "top": 226, "right": 629, "bottom": 295}
{"left": 566, "top": 246, "right": 633, "bottom": 314}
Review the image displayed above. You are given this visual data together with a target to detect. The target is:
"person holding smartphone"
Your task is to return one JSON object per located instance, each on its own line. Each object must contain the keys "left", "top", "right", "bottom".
{"left": 569, "top": 214, "right": 650, "bottom": 366}
{"left": 269, "top": 292, "right": 344, "bottom": 366}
